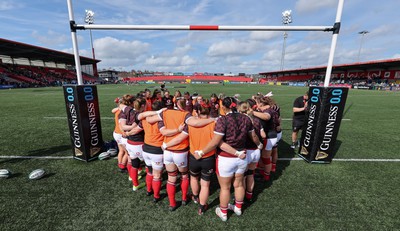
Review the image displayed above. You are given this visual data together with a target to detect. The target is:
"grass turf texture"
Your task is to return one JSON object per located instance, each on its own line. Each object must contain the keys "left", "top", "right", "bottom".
{"left": 0, "top": 84, "right": 399, "bottom": 230}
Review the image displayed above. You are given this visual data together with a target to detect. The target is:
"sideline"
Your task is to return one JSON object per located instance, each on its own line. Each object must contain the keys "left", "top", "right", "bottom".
{"left": 1, "top": 155, "right": 399, "bottom": 162}
{"left": 44, "top": 116, "right": 351, "bottom": 121}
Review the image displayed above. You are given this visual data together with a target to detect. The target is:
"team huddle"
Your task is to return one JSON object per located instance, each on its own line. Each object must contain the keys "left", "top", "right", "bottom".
{"left": 111, "top": 87, "right": 281, "bottom": 221}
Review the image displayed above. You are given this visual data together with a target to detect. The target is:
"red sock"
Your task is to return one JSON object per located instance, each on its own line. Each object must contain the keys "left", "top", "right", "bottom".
{"left": 152, "top": 178, "right": 161, "bottom": 198}
{"left": 261, "top": 157, "right": 269, "bottom": 165}
{"left": 118, "top": 163, "right": 126, "bottom": 169}
{"left": 220, "top": 206, "right": 228, "bottom": 215}
{"left": 272, "top": 163, "right": 276, "bottom": 172}
{"left": 127, "top": 164, "right": 132, "bottom": 176}
{"left": 245, "top": 191, "right": 253, "bottom": 200}
{"left": 263, "top": 171, "right": 270, "bottom": 181}
{"left": 167, "top": 181, "right": 176, "bottom": 207}
{"left": 130, "top": 167, "right": 139, "bottom": 186}
{"left": 235, "top": 200, "right": 244, "bottom": 209}
{"left": 146, "top": 173, "right": 153, "bottom": 193}
{"left": 181, "top": 175, "right": 189, "bottom": 201}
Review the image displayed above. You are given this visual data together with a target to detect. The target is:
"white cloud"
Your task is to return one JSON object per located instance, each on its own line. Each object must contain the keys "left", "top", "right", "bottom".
{"left": 145, "top": 55, "right": 179, "bottom": 66}
{"left": 370, "top": 25, "right": 392, "bottom": 37}
{"left": 173, "top": 44, "right": 192, "bottom": 55}
{"left": 192, "top": 0, "right": 211, "bottom": 15}
{"left": 93, "top": 37, "right": 150, "bottom": 59}
{"left": 249, "top": 31, "right": 281, "bottom": 41}
{"left": 207, "top": 39, "right": 263, "bottom": 57}
{"left": 31, "top": 30, "right": 69, "bottom": 47}
{"left": 295, "top": 0, "right": 337, "bottom": 13}
{"left": 181, "top": 55, "right": 196, "bottom": 66}
{"left": 0, "top": 1, "right": 22, "bottom": 10}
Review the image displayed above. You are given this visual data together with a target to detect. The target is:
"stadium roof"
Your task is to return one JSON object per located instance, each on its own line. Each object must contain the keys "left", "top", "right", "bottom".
{"left": 260, "top": 58, "right": 400, "bottom": 76}
{"left": 0, "top": 38, "right": 100, "bottom": 65}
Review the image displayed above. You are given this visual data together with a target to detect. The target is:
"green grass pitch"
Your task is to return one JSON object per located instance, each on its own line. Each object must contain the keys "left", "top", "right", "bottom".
{"left": 0, "top": 84, "right": 399, "bottom": 231}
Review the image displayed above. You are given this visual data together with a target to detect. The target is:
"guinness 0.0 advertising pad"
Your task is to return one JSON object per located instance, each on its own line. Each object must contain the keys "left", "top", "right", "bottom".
{"left": 63, "top": 85, "right": 104, "bottom": 162}
{"left": 298, "top": 87, "right": 324, "bottom": 162}
{"left": 299, "top": 87, "right": 348, "bottom": 163}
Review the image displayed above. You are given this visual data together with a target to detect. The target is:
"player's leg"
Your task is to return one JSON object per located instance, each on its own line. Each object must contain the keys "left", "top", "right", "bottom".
{"left": 215, "top": 156, "right": 234, "bottom": 221}
{"left": 164, "top": 150, "right": 179, "bottom": 210}
{"left": 150, "top": 153, "right": 164, "bottom": 202}
{"left": 115, "top": 134, "right": 127, "bottom": 172}
{"left": 229, "top": 157, "right": 247, "bottom": 216}
{"left": 189, "top": 155, "right": 201, "bottom": 205}
{"left": 197, "top": 155, "right": 215, "bottom": 215}
{"left": 142, "top": 151, "right": 153, "bottom": 195}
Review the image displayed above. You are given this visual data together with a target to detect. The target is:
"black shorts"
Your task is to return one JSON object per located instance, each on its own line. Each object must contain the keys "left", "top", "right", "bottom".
{"left": 292, "top": 118, "right": 305, "bottom": 132}
{"left": 189, "top": 154, "right": 215, "bottom": 181}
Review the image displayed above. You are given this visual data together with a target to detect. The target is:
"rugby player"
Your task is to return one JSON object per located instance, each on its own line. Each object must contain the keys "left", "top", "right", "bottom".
{"left": 209, "top": 93, "right": 220, "bottom": 118}
{"left": 146, "top": 98, "right": 215, "bottom": 211}
{"left": 129, "top": 101, "right": 181, "bottom": 202}
{"left": 123, "top": 97, "right": 166, "bottom": 191}
{"left": 162, "top": 90, "right": 174, "bottom": 109}
{"left": 253, "top": 96, "right": 279, "bottom": 181}
{"left": 111, "top": 97, "right": 128, "bottom": 172}
{"left": 239, "top": 100, "right": 265, "bottom": 202}
{"left": 291, "top": 91, "right": 309, "bottom": 148}
{"left": 195, "top": 97, "right": 263, "bottom": 221}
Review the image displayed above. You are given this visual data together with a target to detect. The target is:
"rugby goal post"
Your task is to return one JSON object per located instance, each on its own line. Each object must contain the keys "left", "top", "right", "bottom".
{"left": 65, "top": 0, "right": 347, "bottom": 163}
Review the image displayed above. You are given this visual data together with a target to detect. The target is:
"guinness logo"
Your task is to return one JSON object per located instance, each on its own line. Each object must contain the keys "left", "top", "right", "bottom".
{"left": 74, "top": 148, "right": 83, "bottom": 156}
{"left": 300, "top": 146, "right": 309, "bottom": 155}
{"left": 90, "top": 147, "right": 102, "bottom": 157}
{"left": 316, "top": 150, "right": 328, "bottom": 160}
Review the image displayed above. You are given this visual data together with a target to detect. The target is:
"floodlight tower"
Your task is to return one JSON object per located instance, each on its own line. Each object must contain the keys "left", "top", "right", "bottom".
{"left": 85, "top": 10, "right": 98, "bottom": 77}
{"left": 280, "top": 10, "right": 292, "bottom": 71}
{"left": 357, "top": 30, "right": 369, "bottom": 62}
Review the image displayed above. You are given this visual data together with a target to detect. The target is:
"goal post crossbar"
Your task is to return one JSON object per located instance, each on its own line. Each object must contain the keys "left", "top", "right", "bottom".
{"left": 66, "top": 0, "right": 345, "bottom": 86}
{"left": 72, "top": 24, "right": 335, "bottom": 32}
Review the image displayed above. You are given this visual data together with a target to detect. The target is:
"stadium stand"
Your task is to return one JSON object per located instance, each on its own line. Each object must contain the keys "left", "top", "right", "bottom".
{"left": 0, "top": 38, "right": 100, "bottom": 88}
{"left": 259, "top": 59, "right": 400, "bottom": 90}
{"left": 123, "top": 75, "right": 252, "bottom": 83}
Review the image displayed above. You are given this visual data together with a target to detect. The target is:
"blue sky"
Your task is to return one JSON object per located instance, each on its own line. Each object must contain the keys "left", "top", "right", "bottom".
{"left": 1, "top": 0, "right": 399, "bottom": 74}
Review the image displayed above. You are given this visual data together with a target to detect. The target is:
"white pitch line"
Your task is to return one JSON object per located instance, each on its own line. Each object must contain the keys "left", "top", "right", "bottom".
{"left": 43, "top": 116, "right": 351, "bottom": 121}
{"left": 278, "top": 158, "right": 400, "bottom": 162}
{"left": 0, "top": 156, "right": 73, "bottom": 159}
{"left": 44, "top": 116, "right": 114, "bottom": 120}
{"left": 281, "top": 118, "right": 351, "bottom": 121}
{"left": 0, "top": 156, "right": 399, "bottom": 162}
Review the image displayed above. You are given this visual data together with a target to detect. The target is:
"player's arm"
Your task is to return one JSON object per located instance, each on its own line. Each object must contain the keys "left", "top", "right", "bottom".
{"left": 248, "top": 130, "right": 263, "bottom": 149}
{"left": 119, "top": 119, "right": 137, "bottom": 131}
{"left": 111, "top": 107, "right": 119, "bottom": 114}
{"left": 200, "top": 133, "right": 223, "bottom": 154}
{"left": 293, "top": 106, "right": 306, "bottom": 113}
{"left": 137, "top": 108, "right": 166, "bottom": 120}
{"left": 159, "top": 123, "right": 185, "bottom": 137}
{"left": 260, "top": 128, "right": 266, "bottom": 139}
{"left": 163, "top": 132, "right": 189, "bottom": 150}
{"left": 253, "top": 111, "right": 271, "bottom": 121}
{"left": 125, "top": 125, "right": 143, "bottom": 136}
{"left": 293, "top": 100, "right": 307, "bottom": 113}
{"left": 146, "top": 114, "right": 163, "bottom": 124}
{"left": 219, "top": 142, "right": 238, "bottom": 155}
{"left": 186, "top": 116, "right": 215, "bottom": 127}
